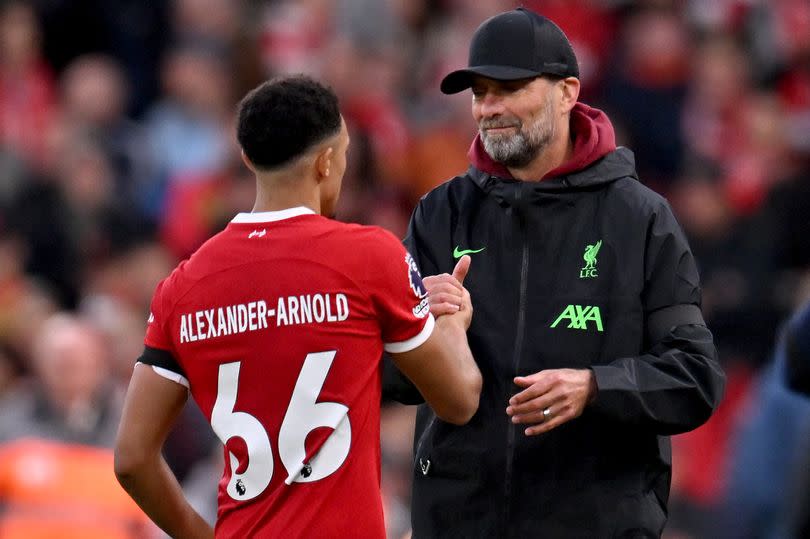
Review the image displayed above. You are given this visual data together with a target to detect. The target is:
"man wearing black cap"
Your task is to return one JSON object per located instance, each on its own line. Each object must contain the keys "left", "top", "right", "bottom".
{"left": 384, "top": 7, "right": 726, "bottom": 538}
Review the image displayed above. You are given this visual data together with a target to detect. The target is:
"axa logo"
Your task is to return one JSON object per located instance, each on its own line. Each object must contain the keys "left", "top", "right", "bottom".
{"left": 580, "top": 240, "right": 602, "bottom": 279}
{"left": 550, "top": 304, "right": 603, "bottom": 332}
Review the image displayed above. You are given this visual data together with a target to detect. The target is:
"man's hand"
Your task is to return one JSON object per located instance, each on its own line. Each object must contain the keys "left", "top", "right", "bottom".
{"left": 423, "top": 255, "right": 472, "bottom": 328}
{"left": 505, "top": 368, "right": 597, "bottom": 436}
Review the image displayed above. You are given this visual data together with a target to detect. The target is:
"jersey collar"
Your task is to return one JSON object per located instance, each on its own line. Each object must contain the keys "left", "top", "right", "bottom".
{"left": 231, "top": 206, "right": 317, "bottom": 223}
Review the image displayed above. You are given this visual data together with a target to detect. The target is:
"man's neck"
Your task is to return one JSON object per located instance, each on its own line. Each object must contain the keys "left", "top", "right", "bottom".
{"left": 508, "top": 122, "right": 573, "bottom": 181}
{"left": 252, "top": 173, "right": 321, "bottom": 214}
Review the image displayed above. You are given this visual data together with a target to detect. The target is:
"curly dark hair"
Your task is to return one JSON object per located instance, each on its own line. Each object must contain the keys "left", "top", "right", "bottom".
{"left": 236, "top": 75, "right": 342, "bottom": 170}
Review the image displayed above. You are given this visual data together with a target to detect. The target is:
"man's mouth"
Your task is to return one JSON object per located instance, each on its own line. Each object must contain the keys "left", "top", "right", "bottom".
{"left": 484, "top": 126, "right": 517, "bottom": 134}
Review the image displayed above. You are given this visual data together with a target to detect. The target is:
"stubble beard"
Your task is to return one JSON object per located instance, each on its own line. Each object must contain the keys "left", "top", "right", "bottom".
{"left": 480, "top": 99, "right": 556, "bottom": 169}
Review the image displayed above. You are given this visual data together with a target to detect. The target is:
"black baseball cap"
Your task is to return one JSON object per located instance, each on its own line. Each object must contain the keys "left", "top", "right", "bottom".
{"left": 440, "top": 7, "right": 579, "bottom": 94}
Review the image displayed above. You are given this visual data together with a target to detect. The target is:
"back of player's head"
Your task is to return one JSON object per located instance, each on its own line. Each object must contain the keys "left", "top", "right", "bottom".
{"left": 236, "top": 75, "right": 341, "bottom": 170}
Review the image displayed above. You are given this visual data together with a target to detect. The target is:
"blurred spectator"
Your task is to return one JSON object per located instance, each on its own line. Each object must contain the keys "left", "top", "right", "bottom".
{"left": 172, "top": 0, "right": 262, "bottom": 99}
{"left": 526, "top": 0, "right": 617, "bottom": 97}
{"left": 142, "top": 39, "right": 235, "bottom": 257}
{"left": 8, "top": 134, "right": 146, "bottom": 307}
{"left": 83, "top": 241, "right": 176, "bottom": 314}
{"left": 750, "top": 158, "right": 810, "bottom": 315}
{"left": 32, "top": 0, "right": 169, "bottom": 116}
{"left": 0, "top": 312, "right": 151, "bottom": 537}
{"left": 79, "top": 294, "right": 152, "bottom": 388}
{"left": 144, "top": 39, "right": 234, "bottom": 184}
{"left": 678, "top": 35, "right": 796, "bottom": 215}
{"left": 0, "top": 211, "right": 60, "bottom": 345}
{"left": 380, "top": 403, "right": 417, "bottom": 539}
{"left": 781, "top": 300, "right": 810, "bottom": 538}
{"left": 605, "top": 7, "right": 690, "bottom": 188}
{"left": 0, "top": 313, "right": 121, "bottom": 445}
{"left": 60, "top": 54, "right": 155, "bottom": 213}
{"left": 5, "top": 169, "right": 81, "bottom": 307}
{"left": 718, "top": 92, "right": 793, "bottom": 215}
{"left": 0, "top": 342, "right": 22, "bottom": 401}
{"left": 756, "top": 0, "right": 810, "bottom": 106}
{"left": 686, "top": 0, "right": 753, "bottom": 34}
{"left": 259, "top": 0, "right": 334, "bottom": 76}
{"left": 681, "top": 34, "right": 750, "bottom": 171}
{"left": 719, "top": 307, "right": 810, "bottom": 539}
{"left": 0, "top": 0, "right": 57, "bottom": 168}
{"left": 670, "top": 174, "right": 776, "bottom": 365}
{"left": 172, "top": 0, "right": 241, "bottom": 45}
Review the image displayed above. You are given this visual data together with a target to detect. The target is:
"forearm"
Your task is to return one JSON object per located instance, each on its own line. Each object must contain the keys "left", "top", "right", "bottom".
{"left": 116, "top": 454, "right": 214, "bottom": 539}
{"left": 589, "top": 324, "right": 725, "bottom": 434}
{"left": 382, "top": 353, "right": 425, "bottom": 404}
{"left": 434, "top": 316, "right": 482, "bottom": 403}
{"left": 390, "top": 315, "right": 481, "bottom": 424}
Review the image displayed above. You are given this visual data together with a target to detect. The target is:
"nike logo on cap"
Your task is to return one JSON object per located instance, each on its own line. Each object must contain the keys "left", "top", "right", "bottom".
{"left": 453, "top": 246, "right": 486, "bottom": 259}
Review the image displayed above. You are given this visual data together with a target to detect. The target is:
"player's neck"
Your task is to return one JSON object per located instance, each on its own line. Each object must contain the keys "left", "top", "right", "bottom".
{"left": 252, "top": 173, "right": 321, "bottom": 215}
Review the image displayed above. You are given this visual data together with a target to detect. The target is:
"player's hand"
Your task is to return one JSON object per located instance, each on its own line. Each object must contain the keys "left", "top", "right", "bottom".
{"left": 505, "top": 368, "right": 597, "bottom": 436}
{"left": 423, "top": 255, "right": 471, "bottom": 319}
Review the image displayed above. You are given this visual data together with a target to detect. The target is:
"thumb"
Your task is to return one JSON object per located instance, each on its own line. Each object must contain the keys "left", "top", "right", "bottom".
{"left": 452, "top": 255, "right": 471, "bottom": 285}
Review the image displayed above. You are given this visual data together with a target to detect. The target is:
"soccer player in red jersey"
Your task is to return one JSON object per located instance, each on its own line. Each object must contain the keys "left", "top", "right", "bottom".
{"left": 113, "top": 75, "right": 482, "bottom": 538}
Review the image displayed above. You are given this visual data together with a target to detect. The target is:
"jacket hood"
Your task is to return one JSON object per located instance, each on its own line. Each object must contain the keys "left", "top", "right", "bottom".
{"left": 468, "top": 103, "right": 628, "bottom": 192}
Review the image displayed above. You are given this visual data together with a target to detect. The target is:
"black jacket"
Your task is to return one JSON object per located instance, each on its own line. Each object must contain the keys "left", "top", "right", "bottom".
{"left": 384, "top": 127, "right": 726, "bottom": 537}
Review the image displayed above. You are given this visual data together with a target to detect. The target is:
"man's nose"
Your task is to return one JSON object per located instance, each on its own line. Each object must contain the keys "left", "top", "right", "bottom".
{"left": 476, "top": 93, "right": 505, "bottom": 118}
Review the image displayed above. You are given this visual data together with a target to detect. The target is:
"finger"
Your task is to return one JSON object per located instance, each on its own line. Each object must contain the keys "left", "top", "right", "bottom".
{"left": 452, "top": 255, "right": 471, "bottom": 285}
{"left": 513, "top": 374, "right": 545, "bottom": 387}
{"left": 430, "top": 303, "right": 461, "bottom": 317}
{"left": 510, "top": 406, "right": 555, "bottom": 424}
{"left": 506, "top": 395, "right": 554, "bottom": 416}
{"left": 422, "top": 275, "right": 450, "bottom": 289}
{"left": 509, "top": 380, "right": 552, "bottom": 405}
{"left": 427, "top": 283, "right": 463, "bottom": 298}
{"left": 523, "top": 414, "right": 568, "bottom": 436}
{"left": 423, "top": 276, "right": 463, "bottom": 295}
{"left": 423, "top": 274, "right": 457, "bottom": 284}
{"left": 429, "top": 292, "right": 463, "bottom": 306}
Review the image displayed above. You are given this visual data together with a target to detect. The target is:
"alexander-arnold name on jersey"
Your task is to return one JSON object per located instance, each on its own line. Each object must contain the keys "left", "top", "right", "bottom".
{"left": 177, "top": 294, "right": 350, "bottom": 344}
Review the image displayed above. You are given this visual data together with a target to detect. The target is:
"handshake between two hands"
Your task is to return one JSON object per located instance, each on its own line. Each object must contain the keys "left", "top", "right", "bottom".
{"left": 422, "top": 255, "right": 597, "bottom": 436}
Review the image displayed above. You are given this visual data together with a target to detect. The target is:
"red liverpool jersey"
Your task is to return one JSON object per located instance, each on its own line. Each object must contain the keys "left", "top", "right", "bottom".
{"left": 141, "top": 207, "right": 433, "bottom": 538}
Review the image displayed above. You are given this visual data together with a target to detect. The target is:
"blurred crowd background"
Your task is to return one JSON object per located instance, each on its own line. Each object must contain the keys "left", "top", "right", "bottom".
{"left": 0, "top": 0, "right": 808, "bottom": 537}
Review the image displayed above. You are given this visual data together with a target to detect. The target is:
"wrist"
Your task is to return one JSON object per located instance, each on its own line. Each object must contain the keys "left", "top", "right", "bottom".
{"left": 435, "top": 313, "right": 468, "bottom": 334}
{"left": 586, "top": 369, "right": 598, "bottom": 403}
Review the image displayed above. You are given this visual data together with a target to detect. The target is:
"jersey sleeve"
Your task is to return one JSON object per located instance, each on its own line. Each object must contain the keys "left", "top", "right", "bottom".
{"left": 140, "top": 278, "right": 189, "bottom": 387}
{"left": 367, "top": 229, "right": 435, "bottom": 353}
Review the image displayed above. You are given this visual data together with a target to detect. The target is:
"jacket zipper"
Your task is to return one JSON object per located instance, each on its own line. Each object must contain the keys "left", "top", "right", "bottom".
{"left": 504, "top": 188, "right": 530, "bottom": 537}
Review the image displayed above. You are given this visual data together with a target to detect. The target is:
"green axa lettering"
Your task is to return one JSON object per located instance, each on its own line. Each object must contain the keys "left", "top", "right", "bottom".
{"left": 550, "top": 305, "right": 604, "bottom": 332}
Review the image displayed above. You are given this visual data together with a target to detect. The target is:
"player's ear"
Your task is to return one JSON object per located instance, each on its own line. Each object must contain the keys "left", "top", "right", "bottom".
{"left": 315, "top": 146, "right": 334, "bottom": 181}
{"left": 240, "top": 149, "right": 256, "bottom": 173}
